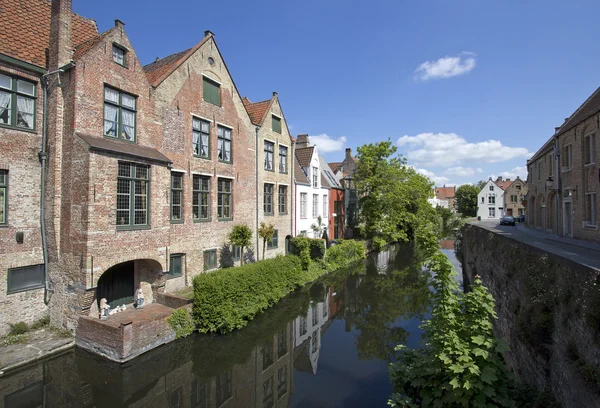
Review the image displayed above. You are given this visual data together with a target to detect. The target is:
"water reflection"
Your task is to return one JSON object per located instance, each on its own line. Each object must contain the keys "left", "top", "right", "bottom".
{"left": 0, "top": 244, "right": 449, "bottom": 408}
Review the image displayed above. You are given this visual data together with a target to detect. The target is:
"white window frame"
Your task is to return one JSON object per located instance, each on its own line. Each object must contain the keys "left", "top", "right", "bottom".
{"left": 489, "top": 185, "right": 494, "bottom": 191}
{"left": 312, "top": 194, "right": 318, "bottom": 218}
{"left": 488, "top": 207, "right": 495, "bottom": 218}
{"left": 323, "top": 195, "right": 327, "bottom": 218}
{"left": 300, "top": 193, "right": 307, "bottom": 219}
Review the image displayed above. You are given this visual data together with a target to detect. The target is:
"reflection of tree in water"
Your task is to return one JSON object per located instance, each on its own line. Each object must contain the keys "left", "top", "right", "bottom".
{"left": 345, "top": 244, "right": 431, "bottom": 361}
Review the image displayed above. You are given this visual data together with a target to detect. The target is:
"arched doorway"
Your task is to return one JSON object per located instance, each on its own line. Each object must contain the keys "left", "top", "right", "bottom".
{"left": 285, "top": 235, "right": 292, "bottom": 255}
{"left": 97, "top": 261, "right": 135, "bottom": 309}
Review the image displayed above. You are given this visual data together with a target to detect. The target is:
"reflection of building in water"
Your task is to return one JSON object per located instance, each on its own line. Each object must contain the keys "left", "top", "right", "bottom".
{"left": 0, "top": 321, "right": 295, "bottom": 408}
{"left": 292, "top": 285, "right": 336, "bottom": 375}
{"left": 439, "top": 239, "right": 455, "bottom": 250}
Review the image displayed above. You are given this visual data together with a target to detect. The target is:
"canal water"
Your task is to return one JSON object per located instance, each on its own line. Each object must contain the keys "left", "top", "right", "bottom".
{"left": 0, "top": 243, "right": 460, "bottom": 408}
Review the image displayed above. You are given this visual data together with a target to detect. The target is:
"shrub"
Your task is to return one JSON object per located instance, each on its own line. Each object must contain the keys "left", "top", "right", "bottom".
{"left": 325, "top": 240, "right": 366, "bottom": 270}
{"left": 193, "top": 255, "right": 313, "bottom": 333}
{"left": 167, "top": 308, "right": 195, "bottom": 339}
{"left": 30, "top": 316, "right": 50, "bottom": 330}
{"left": 289, "top": 237, "right": 326, "bottom": 266}
{"left": 289, "top": 237, "right": 311, "bottom": 269}
{"left": 9, "top": 322, "right": 28, "bottom": 336}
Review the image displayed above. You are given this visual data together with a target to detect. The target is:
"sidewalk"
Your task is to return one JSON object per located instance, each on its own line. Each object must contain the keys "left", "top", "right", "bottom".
{"left": 0, "top": 329, "right": 74, "bottom": 375}
{"left": 470, "top": 220, "right": 600, "bottom": 271}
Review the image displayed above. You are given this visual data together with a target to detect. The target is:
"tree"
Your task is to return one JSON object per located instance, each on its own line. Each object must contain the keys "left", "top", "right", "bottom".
{"left": 228, "top": 224, "right": 252, "bottom": 265}
{"left": 455, "top": 184, "right": 479, "bottom": 217}
{"left": 476, "top": 180, "right": 488, "bottom": 192}
{"left": 258, "top": 222, "right": 275, "bottom": 260}
{"left": 354, "top": 140, "right": 440, "bottom": 250}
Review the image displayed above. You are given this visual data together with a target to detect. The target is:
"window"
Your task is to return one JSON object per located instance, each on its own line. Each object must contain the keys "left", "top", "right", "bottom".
{"left": 311, "top": 333, "right": 318, "bottom": 354}
{"left": 262, "top": 343, "right": 274, "bottom": 370}
{"left": 267, "top": 229, "right": 278, "bottom": 249}
{"left": 117, "top": 163, "right": 148, "bottom": 228}
{"left": 112, "top": 44, "right": 126, "bottom": 66}
{"left": 277, "top": 329, "right": 287, "bottom": 358}
{"left": 300, "top": 193, "right": 307, "bottom": 218}
{"left": 300, "top": 316, "right": 307, "bottom": 335}
{"left": 312, "top": 166, "right": 318, "bottom": 188}
{"left": 104, "top": 87, "right": 136, "bottom": 141}
{"left": 312, "top": 306, "right": 318, "bottom": 326}
{"left": 169, "top": 254, "right": 183, "bottom": 278}
{"left": 171, "top": 173, "right": 183, "bottom": 223}
{"left": 193, "top": 118, "right": 210, "bottom": 158}
{"left": 481, "top": 196, "right": 484, "bottom": 204}
{"left": 511, "top": 195, "right": 517, "bottom": 203}
{"left": 0, "top": 73, "right": 36, "bottom": 130}
{"left": 488, "top": 195, "right": 495, "bottom": 204}
{"left": 489, "top": 185, "right": 494, "bottom": 191}
{"left": 323, "top": 195, "right": 327, "bottom": 218}
{"left": 231, "top": 244, "right": 242, "bottom": 261}
{"left": 217, "top": 126, "right": 232, "bottom": 163}
{"left": 191, "top": 379, "right": 208, "bottom": 408}
{"left": 562, "top": 144, "right": 572, "bottom": 170}
{"left": 516, "top": 185, "right": 521, "bottom": 191}
{"left": 585, "top": 193, "right": 597, "bottom": 226}
{"left": 7, "top": 264, "right": 44, "bottom": 294}
{"left": 193, "top": 175, "right": 210, "bottom": 221}
{"left": 203, "top": 76, "right": 220, "bottom": 106}
{"left": 277, "top": 367, "right": 287, "bottom": 398}
{"left": 0, "top": 170, "right": 6, "bottom": 225}
{"left": 204, "top": 249, "right": 217, "bottom": 270}
{"left": 263, "top": 377, "right": 274, "bottom": 408}
{"left": 215, "top": 371, "right": 232, "bottom": 407}
{"left": 264, "top": 141, "right": 274, "bottom": 171}
{"left": 584, "top": 133, "right": 596, "bottom": 165}
{"left": 272, "top": 115, "right": 281, "bottom": 133}
{"left": 488, "top": 207, "right": 495, "bottom": 217}
{"left": 278, "top": 185, "right": 287, "bottom": 214}
{"left": 279, "top": 146, "right": 288, "bottom": 173}
{"left": 264, "top": 183, "right": 274, "bottom": 215}
{"left": 169, "top": 388, "right": 182, "bottom": 408}
{"left": 312, "top": 194, "right": 318, "bottom": 218}
{"left": 217, "top": 179, "right": 232, "bottom": 219}
{"left": 323, "top": 302, "right": 328, "bottom": 318}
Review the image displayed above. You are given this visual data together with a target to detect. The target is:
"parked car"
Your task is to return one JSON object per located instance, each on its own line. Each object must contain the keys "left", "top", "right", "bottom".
{"left": 516, "top": 214, "right": 525, "bottom": 223}
{"left": 500, "top": 215, "right": 515, "bottom": 226}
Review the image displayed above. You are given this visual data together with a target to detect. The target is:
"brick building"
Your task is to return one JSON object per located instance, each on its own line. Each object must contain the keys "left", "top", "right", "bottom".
{"left": 243, "top": 94, "right": 294, "bottom": 259}
{"left": 503, "top": 177, "right": 528, "bottom": 217}
{"left": 434, "top": 185, "right": 456, "bottom": 211}
{"left": 527, "top": 87, "right": 600, "bottom": 242}
{"left": 319, "top": 156, "right": 345, "bottom": 239}
{"left": 329, "top": 148, "right": 358, "bottom": 236}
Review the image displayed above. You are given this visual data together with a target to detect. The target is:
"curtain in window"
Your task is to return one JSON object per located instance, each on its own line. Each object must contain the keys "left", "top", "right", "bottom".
{"left": 104, "top": 105, "right": 118, "bottom": 136}
{"left": 122, "top": 109, "right": 135, "bottom": 140}
{"left": 105, "top": 88, "right": 119, "bottom": 103}
{"left": 0, "top": 90, "right": 10, "bottom": 124}
{"left": 16, "top": 96, "right": 34, "bottom": 128}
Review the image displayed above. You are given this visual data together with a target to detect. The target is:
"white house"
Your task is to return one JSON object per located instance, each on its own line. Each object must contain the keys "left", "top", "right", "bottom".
{"left": 294, "top": 135, "right": 329, "bottom": 238}
{"left": 428, "top": 197, "right": 449, "bottom": 209}
{"left": 477, "top": 179, "right": 506, "bottom": 220}
{"left": 293, "top": 287, "right": 330, "bottom": 374}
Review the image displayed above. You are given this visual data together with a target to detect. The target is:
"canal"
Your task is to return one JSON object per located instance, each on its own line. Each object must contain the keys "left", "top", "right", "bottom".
{"left": 0, "top": 243, "right": 460, "bottom": 408}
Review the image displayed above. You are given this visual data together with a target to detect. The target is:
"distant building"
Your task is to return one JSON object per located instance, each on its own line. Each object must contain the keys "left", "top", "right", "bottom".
{"left": 503, "top": 177, "right": 528, "bottom": 217}
{"left": 435, "top": 186, "right": 456, "bottom": 210}
{"left": 477, "top": 177, "right": 511, "bottom": 220}
{"left": 320, "top": 156, "right": 345, "bottom": 239}
{"left": 329, "top": 148, "right": 358, "bottom": 237}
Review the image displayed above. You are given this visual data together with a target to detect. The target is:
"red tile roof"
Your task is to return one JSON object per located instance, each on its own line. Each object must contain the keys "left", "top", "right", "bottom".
{"left": 0, "top": 0, "right": 98, "bottom": 68}
{"left": 435, "top": 186, "right": 455, "bottom": 200}
{"left": 143, "top": 46, "right": 194, "bottom": 86}
{"left": 73, "top": 29, "right": 113, "bottom": 61}
{"left": 295, "top": 146, "right": 314, "bottom": 168}
{"left": 328, "top": 162, "right": 343, "bottom": 173}
{"left": 495, "top": 177, "right": 513, "bottom": 190}
{"left": 243, "top": 98, "right": 272, "bottom": 126}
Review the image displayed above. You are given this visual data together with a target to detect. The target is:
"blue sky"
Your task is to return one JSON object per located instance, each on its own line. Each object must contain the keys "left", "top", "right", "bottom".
{"left": 74, "top": 0, "right": 600, "bottom": 186}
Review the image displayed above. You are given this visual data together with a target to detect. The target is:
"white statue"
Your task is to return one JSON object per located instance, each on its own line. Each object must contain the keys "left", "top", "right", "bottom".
{"left": 135, "top": 283, "right": 145, "bottom": 309}
{"left": 99, "top": 298, "right": 110, "bottom": 319}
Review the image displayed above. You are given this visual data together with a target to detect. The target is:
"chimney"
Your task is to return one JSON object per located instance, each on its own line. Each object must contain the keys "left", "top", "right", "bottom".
{"left": 272, "top": 91, "right": 278, "bottom": 97}
{"left": 114, "top": 19, "right": 125, "bottom": 28}
{"left": 345, "top": 148, "right": 352, "bottom": 160}
{"left": 296, "top": 134, "right": 309, "bottom": 148}
{"left": 49, "top": 0, "right": 73, "bottom": 70}
{"left": 204, "top": 30, "right": 214, "bottom": 38}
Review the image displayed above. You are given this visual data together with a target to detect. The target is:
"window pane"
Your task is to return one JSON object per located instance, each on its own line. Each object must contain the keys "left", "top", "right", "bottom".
{"left": 0, "top": 73, "right": 11, "bottom": 89}
{"left": 192, "top": 118, "right": 201, "bottom": 130}
{"left": 272, "top": 116, "right": 281, "bottom": 133}
{"left": 8, "top": 265, "right": 44, "bottom": 293}
{"left": 121, "top": 109, "right": 135, "bottom": 141}
{"left": 0, "top": 90, "right": 11, "bottom": 125}
{"left": 0, "top": 186, "right": 5, "bottom": 224}
{"left": 113, "top": 46, "right": 125, "bottom": 65}
{"left": 17, "top": 80, "right": 35, "bottom": 95}
{"left": 16, "top": 96, "right": 34, "bottom": 129}
{"left": 170, "top": 255, "right": 182, "bottom": 276}
{"left": 104, "top": 104, "right": 118, "bottom": 136}
{"left": 116, "top": 178, "right": 130, "bottom": 226}
{"left": 121, "top": 94, "right": 135, "bottom": 109}
{"left": 104, "top": 87, "right": 119, "bottom": 103}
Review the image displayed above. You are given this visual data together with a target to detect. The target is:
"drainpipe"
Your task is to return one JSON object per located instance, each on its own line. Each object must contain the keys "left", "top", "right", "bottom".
{"left": 40, "top": 62, "right": 75, "bottom": 305}
{"left": 255, "top": 126, "right": 260, "bottom": 261}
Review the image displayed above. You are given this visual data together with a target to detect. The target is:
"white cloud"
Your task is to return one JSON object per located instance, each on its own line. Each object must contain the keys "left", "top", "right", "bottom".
{"left": 414, "top": 52, "right": 477, "bottom": 81}
{"left": 489, "top": 166, "right": 528, "bottom": 181}
{"left": 416, "top": 168, "right": 450, "bottom": 186}
{"left": 309, "top": 134, "right": 347, "bottom": 153}
{"left": 476, "top": 168, "right": 484, "bottom": 174}
{"left": 445, "top": 166, "right": 478, "bottom": 177}
{"left": 397, "top": 132, "right": 531, "bottom": 167}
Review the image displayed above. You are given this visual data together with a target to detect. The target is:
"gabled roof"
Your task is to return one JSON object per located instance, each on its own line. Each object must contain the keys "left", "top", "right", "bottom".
{"left": 295, "top": 146, "right": 315, "bottom": 168}
{"left": 0, "top": 0, "right": 98, "bottom": 68}
{"left": 143, "top": 45, "right": 197, "bottom": 86}
{"left": 294, "top": 156, "right": 310, "bottom": 185}
{"left": 73, "top": 28, "right": 114, "bottom": 61}
{"left": 435, "top": 186, "right": 455, "bottom": 200}
{"left": 321, "top": 174, "right": 331, "bottom": 189}
{"left": 494, "top": 177, "right": 513, "bottom": 190}
{"left": 328, "top": 162, "right": 343, "bottom": 173}
{"left": 320, "top": 156, "right": 343, "bottom": 189}
{"left": 243, "top": 97, "right": 272, "bottom": 126}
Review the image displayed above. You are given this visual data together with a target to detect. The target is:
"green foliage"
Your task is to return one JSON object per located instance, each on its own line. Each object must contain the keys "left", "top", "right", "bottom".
{"left": 289, "top": 237, "right": 325, "bottom": 268}
{"left": 219, "top": 244, "right": 234, "bottom": 268}
{"left": 228, "top": 224, "right": 253, "bottom": 265}
{"left": 167, "top": 308, "right": 195, "bottom": 339}
{"left": 389, "top": 251, "right": 515, "bottom": 408}
{"left": 455, "top": 184, "right": 479, "bottom": 217}
{"left": 325, "top": 240, "right": 366, "bottom": 271}
{"left": 9, "top": 322, "right": 28, "bottom": 336}
{"left": 0, "top": 333, "right": 28, "bottom": 347}
{"left": 354, "top": 140, "right": 441, "bottom": 250}
{"left": 258, "top": 222, "right": 275, "bottom": 260}
{"left": 29, "top": 316, "right": 50, "bottom": 330}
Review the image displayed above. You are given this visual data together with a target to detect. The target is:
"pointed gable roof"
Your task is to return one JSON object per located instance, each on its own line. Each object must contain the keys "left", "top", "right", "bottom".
{"left": 243, "top": 97, "right": 272, "bottom": 126}
{"left": 73, "top": 28, "right": 114, "bottom": 61}
{"left": 0, "top": 0, "right": 98, "bottom": 68}
{"left": 294, "top": 156, "right": 310, "bottom": 185}
{"left": 295, "top": 146, "right": 315, "bottom": 168}
{"left": 320, "top": 156, "right": 343, "bottom": 189}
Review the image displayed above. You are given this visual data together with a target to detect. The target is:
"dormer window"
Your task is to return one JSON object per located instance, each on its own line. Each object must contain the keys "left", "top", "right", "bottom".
{"left": 112, "top": 44, "right": 127, "bottom": 66}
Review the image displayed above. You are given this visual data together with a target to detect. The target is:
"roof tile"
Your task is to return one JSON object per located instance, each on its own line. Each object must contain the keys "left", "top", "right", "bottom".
{"left": 243, "top": 99, "right": 271, "bottom": 125}
{"left": 295, "top": 146, "right": 314, "bottom": 168}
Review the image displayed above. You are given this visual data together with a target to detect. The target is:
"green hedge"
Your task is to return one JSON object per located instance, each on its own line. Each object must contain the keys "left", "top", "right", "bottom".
{"left": 289, "top": 237, "right": 326, "bottom": 262}
{"left": 193, "top": 240, "right": 367, "bottom": 334}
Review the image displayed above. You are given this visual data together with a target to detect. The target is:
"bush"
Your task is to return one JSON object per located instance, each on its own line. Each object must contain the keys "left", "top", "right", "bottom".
{"left": 167, "top": 308, "right": 195, "bottom": 339}
{"left": 289, "top": 237, "right": 326, "bottom": 266}
{"left": 193, "top": 255, "right": 315, "bottom": 333}
{"left": 29, "top": 316, "right": 50, "bottom": 330}
{"left": 9, "top": 322, "right": 28, "bottom": 336}
{"left": 289, "top": 237, "right": 311, "bottom": 269}
{"left": 325, "top": 240, "right": 366, "bottom": 270}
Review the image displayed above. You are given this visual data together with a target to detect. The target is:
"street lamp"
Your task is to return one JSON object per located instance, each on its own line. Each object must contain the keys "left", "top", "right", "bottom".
{"left": 546, "top": 176, "right": 555, "bottom": 190}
